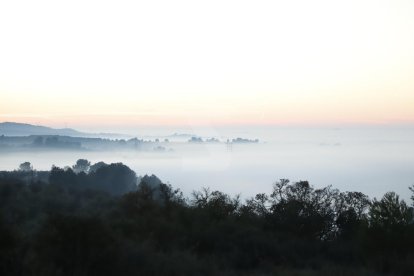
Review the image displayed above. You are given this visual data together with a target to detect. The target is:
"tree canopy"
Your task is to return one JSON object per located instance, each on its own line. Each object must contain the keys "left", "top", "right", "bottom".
{"left": 1, "top": 161, "right": 414, "bottom": 275}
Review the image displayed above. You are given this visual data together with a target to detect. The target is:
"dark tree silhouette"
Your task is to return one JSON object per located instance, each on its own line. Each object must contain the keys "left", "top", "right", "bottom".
{"left": 1, "top": 163, "right": 414, "bottom": 275}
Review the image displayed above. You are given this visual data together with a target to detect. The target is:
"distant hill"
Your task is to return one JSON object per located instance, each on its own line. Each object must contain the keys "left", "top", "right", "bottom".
{"left": 0, "top": 122, "right": 127, "bottom": 138}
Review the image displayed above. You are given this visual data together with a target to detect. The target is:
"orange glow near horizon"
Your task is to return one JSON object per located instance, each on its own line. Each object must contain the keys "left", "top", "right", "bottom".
{"left": 1, "top": 0, "right": 414, "bottom": 130}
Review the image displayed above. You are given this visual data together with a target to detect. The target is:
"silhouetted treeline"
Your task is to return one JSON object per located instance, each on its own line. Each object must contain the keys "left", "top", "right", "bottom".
{"left": 0, "top": 160, "right": 137, "bottom": 196}
{"left": 1, "top": 161, "right": 414, "bottom": 275}
{"left": 0, "top": 135, "right": 168, "bottom": 151}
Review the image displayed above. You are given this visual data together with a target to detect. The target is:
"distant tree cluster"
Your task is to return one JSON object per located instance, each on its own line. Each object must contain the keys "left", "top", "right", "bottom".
{"left": 231, "top": 137, "right": 259, "bottom": 143}
{"left": 188, "top": 136, "right": 203, "bottom": 143}
{"left": 1, "top": 162, "right": 414, "bottom": 275}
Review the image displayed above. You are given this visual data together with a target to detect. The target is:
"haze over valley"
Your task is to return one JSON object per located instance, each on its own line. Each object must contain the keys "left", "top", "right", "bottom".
{"left": 1, "top": 122, "right": 413, "bottom": 200}
{"left": 1, "top": 1, "right": 414, "bottom": 274}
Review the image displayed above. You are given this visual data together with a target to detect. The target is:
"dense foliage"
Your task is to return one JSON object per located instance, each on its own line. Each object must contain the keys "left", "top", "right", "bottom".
{"left": 1, "top": 161, "right": 414, "bottom": 275}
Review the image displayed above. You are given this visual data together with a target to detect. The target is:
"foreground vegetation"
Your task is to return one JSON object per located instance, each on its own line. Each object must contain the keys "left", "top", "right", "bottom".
{"left": 1, "top": 161, "right": 414, "bottom": 275}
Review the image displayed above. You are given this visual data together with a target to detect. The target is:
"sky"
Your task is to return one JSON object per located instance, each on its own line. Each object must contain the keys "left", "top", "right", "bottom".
{"left": 1, "top": 0, "right": 414, "bottom": 131}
